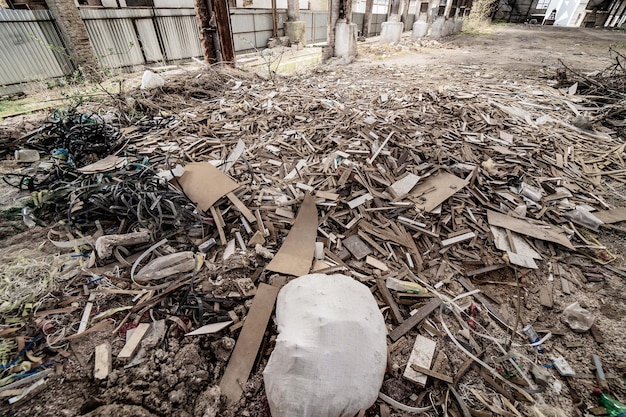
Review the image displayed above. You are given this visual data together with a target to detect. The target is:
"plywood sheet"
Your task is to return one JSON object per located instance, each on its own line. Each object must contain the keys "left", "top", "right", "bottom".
{"left": 411, "top": 172, "right": 468, "bottom": 212}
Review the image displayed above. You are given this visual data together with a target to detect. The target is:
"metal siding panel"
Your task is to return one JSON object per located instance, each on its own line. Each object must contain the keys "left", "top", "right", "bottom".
{"left": 255, "top": 29, "right": 273, "bottom": 49}
{"left": 156, "top": 15, "right": 201, "bottom": 61}
{"left": 135, "top": 18, "right": 164, "bottom": 63}
{"left": 0, "top": 10, "right": 71, "bottom": 90}
{"left": 234, "top": 32, "right": 255, "bottom": 52}
{"left": 254, "top": 13, "right": 273, "bottom": 32}
{"left": 233, "top": 13, "right": 255, "bottom": 32}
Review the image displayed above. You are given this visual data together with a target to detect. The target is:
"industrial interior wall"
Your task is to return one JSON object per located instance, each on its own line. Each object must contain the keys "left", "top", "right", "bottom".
{"left": 491, "top": 0, "right": 539, "bottom": 22}
{"left": 235, "top": 0, "right": 310, "bottom": 10}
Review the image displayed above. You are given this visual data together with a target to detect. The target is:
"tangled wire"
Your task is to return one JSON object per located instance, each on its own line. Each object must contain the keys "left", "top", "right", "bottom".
{"left": 23, "top": 110, "right": 125, "bottom": 168}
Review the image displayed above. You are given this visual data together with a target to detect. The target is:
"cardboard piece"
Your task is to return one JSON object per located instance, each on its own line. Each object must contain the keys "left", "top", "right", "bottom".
{"left": 176, "top": 162, "right": 239, "bottom": 211}
{"left": 487, "top": 210, "right": 574, "bottom": 250}
{"left": 411, "top": 172, "right": 469, "bottom": 213}
{"left": 220, "top": 283, "right": 280, "bottom": 404}
{"left": 267, "top": 193, "right": 318, "bottom": 276}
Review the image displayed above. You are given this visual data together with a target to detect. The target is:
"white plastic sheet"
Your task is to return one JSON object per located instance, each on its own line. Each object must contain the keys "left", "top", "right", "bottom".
{"left": 263, "top": 274, "right": 387, "bottom": 417}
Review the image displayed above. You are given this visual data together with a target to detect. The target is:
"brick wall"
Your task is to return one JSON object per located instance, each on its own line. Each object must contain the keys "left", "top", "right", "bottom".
{"left": 44, "top": 0, "right": 100, "bottom": 78}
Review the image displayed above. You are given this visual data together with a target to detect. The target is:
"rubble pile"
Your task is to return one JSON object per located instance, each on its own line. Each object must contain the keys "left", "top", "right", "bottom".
{"left": 0, "top": 60, "right": 625, "bottom": 417}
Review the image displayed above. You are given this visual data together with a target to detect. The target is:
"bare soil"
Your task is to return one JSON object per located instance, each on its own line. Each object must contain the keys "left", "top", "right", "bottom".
{"left": 1, "top": 24, "right": 626, "bottom": 417}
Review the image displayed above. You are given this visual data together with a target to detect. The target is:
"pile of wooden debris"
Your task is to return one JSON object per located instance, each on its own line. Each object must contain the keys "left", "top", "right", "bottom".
{"left": 1, "top": 61, "right": 625, "bottom": 417}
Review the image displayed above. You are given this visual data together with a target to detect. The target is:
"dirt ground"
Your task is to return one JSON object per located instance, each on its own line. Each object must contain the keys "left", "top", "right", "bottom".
{"left": 1, "top": 24, "right": 626, "bottom": 417}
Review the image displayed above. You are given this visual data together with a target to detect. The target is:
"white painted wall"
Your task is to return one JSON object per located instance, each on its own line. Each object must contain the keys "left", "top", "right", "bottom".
{"left": 235, "top": 0, "right": 309, "bottom": 10}
{"left": 354, "top": 0, "right": 391, "bottom": 14}
{"left": 544, "top": 0, "right": 588, "bottom": 26}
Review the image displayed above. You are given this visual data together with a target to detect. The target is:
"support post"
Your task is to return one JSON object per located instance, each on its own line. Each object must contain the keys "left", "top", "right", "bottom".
{"left": 194, "top": 0, "right": 218, "bottom": 64}
{"left": 213, "top": 0, "right": 235, "bottom": 65}
{"left": 285, "top": 0, "right": 306, "bottom": 46}
{"left": 362, "top": 0, "right": 374, "bottom": 37}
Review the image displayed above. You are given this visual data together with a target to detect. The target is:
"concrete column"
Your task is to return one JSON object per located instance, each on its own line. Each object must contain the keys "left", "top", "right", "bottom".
{"left": 45, "top": 0, "right": 99, "bottom": 80}
{"left": 380, "top": 0, "right": 404, "bottom": 43}
{"left": 285, "top": 0, "right": 306, "bottom": 45}
{"left": 334, "top": 18, "right": 358, "bottom": 57}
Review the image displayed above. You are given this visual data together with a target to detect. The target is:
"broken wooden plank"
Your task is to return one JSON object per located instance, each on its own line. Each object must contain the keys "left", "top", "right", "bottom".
{"left": 366, "top": 255, "right": 389, "bottom": 272}
{"left": 403, "top": 335, "right": 436, "bottom": 386}
{"left": 376, "top": 279, "right": 403, "bottom": 325}
{"left": 118, "top": 323, "right": 151, "bottom": 360}
{"left": 227, "top": 192, "right": 256, "bottom": 223}
{"left": 441, "top": 232, "right": 476, "bottom": 247}
{"left": 389, "top": 298, "right": 442, "bottom": 342}
{"left": 487, "top": 210, "right": 574, "bottom": 250}
{"left": 387, "top": 173, "right": 421, "bottom": 200}
{"left": 410, "top": 363, "right": 453, "bottom": 384}
{"left": 343, "top": 234, "right": 372, "bottom": 260}
{"left": 466, "top": 264, "right": 506, "bottom": 277}
{"left": 220, "top": 283, "right": 280, "bottom": 404}
{"left": 186, "top": 321, "right": 233, "bottom": 336}
{"left": 539, "top": 283, "right": 553, "bottom": 308}
{"left": 590, "top": 324, "right": 605, "bottom": 344}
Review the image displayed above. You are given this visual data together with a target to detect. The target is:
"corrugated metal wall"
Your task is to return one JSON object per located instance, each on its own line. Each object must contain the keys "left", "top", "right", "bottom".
{"left": 0, "top": 9, "right": 74, "bottom": 95}
{"left": 352, "top": 13, "right": 389, "bottom": 36}
{"left": 80, "top": 8, "right": 202, "bottom": 72}
{"left": 1, "top": 7, "right": 331, "bottom": 92}
{"left": 231, "top": 9, "right": 328, "bottom": 52}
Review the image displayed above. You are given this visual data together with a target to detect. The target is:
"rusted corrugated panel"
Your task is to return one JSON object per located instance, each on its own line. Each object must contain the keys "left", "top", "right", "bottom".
{"left": 154, "top": 9, "right": 202, "bottom": 61}
{"left": 0, "top": 9, "right": 73, "bottom": 91}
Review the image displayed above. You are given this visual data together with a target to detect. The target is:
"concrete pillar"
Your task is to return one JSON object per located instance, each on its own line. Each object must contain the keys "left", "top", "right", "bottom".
{"left": 380, "top": 14, "right": 403, "bottom": 43}
{"left": 44, "top": 0, "right": 99, "bottom": 80}
{"left": 334, "top": 18, "right": 358, "bottom": 57}
{"left": 411, "top": 20, "right": 429, "bottom": 38}
{"left": 285, "top": 0, "right": 306, "bottom": 45}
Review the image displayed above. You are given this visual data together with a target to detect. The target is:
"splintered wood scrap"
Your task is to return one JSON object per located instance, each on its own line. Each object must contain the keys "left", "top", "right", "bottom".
{"left": 441, "top": 232, "right": 476, "bottom": 247}
{"left": 118, "top": 323, "right": 151, "bottom": 360}
{"left": 376, "top": 279, "right": 403, "bottom": 325}
{"left": 389, "top": 298, "right": 443, "bottom": 342}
